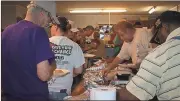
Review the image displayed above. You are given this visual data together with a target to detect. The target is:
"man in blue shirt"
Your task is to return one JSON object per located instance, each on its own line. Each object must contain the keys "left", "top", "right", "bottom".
{"left": 2, "top": 1, "right": 59, "bottom": 101}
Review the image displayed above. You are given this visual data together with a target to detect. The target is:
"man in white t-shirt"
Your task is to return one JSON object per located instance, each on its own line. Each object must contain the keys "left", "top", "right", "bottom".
{"left": 48, "top": 17, "right": 85, "bottom": 100}
{"left": 102, "top": 21, "right": 153, "bottom": 75}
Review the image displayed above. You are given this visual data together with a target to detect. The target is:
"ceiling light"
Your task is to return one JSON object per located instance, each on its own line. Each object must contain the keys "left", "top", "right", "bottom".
{"left": 70, "top": 10, "right": 101, "bottom": 13}
{"left": 149, "top": 7, "right": 156, "bottom": 14}
{"left": 70, "top": 9, "right": 127, "bottom": 13}
{"left": 102, "top": 9, "right": 127, "bottom": 13}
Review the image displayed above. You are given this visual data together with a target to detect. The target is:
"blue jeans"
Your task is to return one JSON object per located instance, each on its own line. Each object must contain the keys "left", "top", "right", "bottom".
{"left": 49, "top": 92, "right": 67, "bottom": 101}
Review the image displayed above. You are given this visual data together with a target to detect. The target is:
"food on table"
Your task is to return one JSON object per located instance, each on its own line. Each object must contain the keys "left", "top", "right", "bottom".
{"left": 116, "top": 66, "right": 132, "bottom": 72}
{"left": 118, "top": 64, "right": 136, "bottom": 68}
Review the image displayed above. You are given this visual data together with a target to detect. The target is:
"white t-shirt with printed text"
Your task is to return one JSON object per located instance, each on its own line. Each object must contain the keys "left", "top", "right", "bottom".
{"left": 48, "top": 36, "right": 85, "bottom": 95}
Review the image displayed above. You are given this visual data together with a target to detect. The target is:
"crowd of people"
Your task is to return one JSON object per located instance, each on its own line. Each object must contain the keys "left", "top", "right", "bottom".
{"left": 2, "top": 1, "right": 180, "bottom": 101}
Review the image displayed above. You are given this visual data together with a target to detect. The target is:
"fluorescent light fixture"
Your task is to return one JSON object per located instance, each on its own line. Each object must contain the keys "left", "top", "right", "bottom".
{"left": 149, "top": 7, "right": 156, "bottom": 14}
{"left": 70, "top": 10, "right": 101, "bottom": 13}
{"left": 102, "top": 9, "right": 127, "bottom": 13}
{"left": 70, "top": 9, "right": 127, "bottom": 13}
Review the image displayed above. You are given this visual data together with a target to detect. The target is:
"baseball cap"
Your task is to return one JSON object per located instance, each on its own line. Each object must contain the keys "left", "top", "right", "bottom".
{"left": 159, "top": 11, "right": 180, "bottom": 25}
{"left": 28, "top": 1, "right": 60, "bottom": 24}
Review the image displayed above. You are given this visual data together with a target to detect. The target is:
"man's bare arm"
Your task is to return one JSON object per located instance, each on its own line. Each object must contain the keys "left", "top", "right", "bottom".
{"left": 107, "top": 57, "right": 122, "bottom": 70}
{"left": 37, "top": 60, "right": 56, "bottom": 81}
{"left": 73, "top": 66, "right": 83, "bottom": 77}
{"left": 102, "top": 57, "right": 123, "bottom": 75}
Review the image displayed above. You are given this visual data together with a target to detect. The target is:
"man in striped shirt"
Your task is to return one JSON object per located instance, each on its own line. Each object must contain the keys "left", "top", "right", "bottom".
{"left": 118, "top": 11, "right": 180, "bottom": 100}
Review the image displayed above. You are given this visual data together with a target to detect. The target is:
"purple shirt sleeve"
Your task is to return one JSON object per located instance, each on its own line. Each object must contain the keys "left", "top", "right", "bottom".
{"left": 34, "top": 28, "right": 55, "bottom": 65}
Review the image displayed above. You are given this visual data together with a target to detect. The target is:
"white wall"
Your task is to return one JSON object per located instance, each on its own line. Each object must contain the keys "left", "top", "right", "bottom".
{"left": 62, "top": 14, "right": 157, "bottom": 28}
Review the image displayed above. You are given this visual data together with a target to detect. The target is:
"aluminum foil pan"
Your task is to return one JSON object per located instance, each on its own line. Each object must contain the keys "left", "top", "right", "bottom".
{"left": 83, "top": 71, "right": 105, "bottom": 85}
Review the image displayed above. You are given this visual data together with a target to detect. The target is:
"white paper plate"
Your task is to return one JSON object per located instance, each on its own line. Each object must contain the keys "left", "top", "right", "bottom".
{"left": 53, "top": 69, "right": 70, "bottom": 77}
{"left": 63, "top": 96, "right": 72, "bottom": 100}
{"left": 84, "top": 53, "right": 96, "bottom": 58}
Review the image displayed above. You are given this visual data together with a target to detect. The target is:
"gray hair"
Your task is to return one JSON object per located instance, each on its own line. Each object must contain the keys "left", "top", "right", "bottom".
{"left": 26, "top": 4, "right": 50, "bottom": 27}
{"left": 26, "top": 4, "right": 47, "bottom": 16}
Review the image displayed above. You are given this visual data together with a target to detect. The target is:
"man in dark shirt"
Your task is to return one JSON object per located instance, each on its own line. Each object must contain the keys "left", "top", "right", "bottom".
{"left": 2, "top": 1, "right": 59, "bottom": 101}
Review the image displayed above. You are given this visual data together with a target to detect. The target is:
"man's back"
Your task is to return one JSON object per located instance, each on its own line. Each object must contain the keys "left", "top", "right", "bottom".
{"left": 2, "top": 20, "right": 53, "bottom": 101}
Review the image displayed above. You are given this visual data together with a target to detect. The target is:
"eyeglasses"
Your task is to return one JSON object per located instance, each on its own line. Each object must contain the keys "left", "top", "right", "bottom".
{"left": 46, "top": 23, "right": 53, "bottom": 28}
{"left": 150, "top": 23, "right": 162, "bottom": 44}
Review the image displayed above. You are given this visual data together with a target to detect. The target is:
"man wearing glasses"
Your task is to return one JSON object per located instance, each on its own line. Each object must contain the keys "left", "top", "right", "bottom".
{"left": 2, "top": 1, "right": 58, "bottom": 101}
{"left": 149, "top": 18, "right": 162, "bottom": 48}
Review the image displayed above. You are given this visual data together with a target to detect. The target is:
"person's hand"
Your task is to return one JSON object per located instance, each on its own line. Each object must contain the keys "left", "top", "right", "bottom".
{"left": 101, "top": 67, "right": 111, "bottom": 77}
{"left": 105, "top": 71, "right": 117, "bottom": 81}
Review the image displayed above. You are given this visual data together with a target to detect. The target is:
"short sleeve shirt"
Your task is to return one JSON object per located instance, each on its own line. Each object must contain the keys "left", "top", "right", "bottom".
{"left": 117, "top": 42, "right": 132, "bottom": 60}
{"left": 48, "top": 36, "right": 85, "bottom": 95}
{"left": 126, "top": 27, "right": 180, "bottom": 100}
{"left": 2, "top": 20, "right": 54, "bottom": 101}
{"left": 117, "top": 28, "right": 152, "bottom": 63}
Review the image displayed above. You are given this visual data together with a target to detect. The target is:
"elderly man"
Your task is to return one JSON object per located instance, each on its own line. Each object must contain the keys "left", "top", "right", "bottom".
{"left": 102, "top": 20, "right": 152, "bottom": 75}
{"left": 118, "top": 11, "right": 180, "bottom": 101}
{"left": 2, "top": 1, "right": 58, "bottom": 101}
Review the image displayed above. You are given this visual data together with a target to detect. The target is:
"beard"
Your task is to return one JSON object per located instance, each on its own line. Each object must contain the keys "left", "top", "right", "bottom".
{"left": 158, "top": 31, "right": 169, "bottom": 44}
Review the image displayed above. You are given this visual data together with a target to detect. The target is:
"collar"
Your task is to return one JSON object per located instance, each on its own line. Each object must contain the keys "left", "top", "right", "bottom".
{"left": 166, "top": 27, "right": 180, "bottom": 41}
{"left": 50, "top": 35, "right": 66, "bottom": 39}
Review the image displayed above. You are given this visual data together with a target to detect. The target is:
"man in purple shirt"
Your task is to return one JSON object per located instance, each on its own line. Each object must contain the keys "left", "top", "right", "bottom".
{"left": 2, "top": 1, "right": 59, "bottom": 101}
